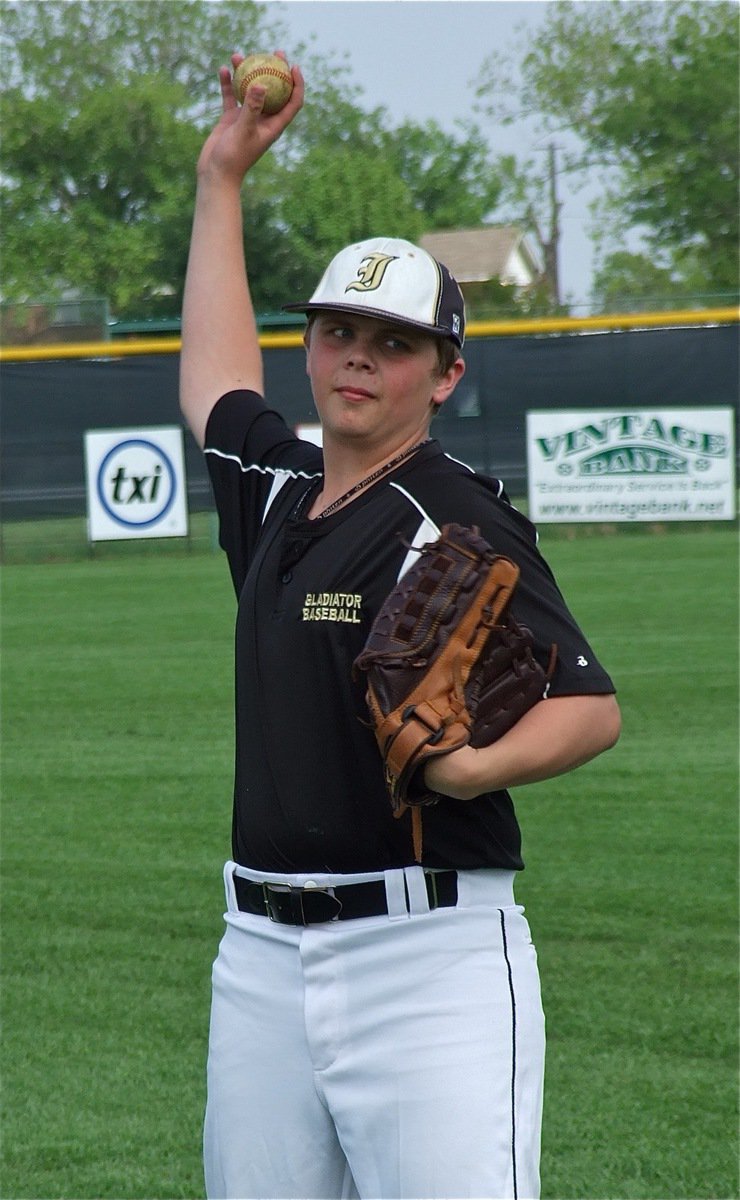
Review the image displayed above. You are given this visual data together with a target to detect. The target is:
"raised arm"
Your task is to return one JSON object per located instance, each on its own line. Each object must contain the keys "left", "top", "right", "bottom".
{"left": 179, "top": 53, "right": 304, "bottom": 447}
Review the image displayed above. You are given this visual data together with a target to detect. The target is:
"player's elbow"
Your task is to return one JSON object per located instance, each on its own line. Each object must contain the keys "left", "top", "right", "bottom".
{"left": 597, "top": 693, "right": 622, "bottom": 752}
{"left": 558, "top": 692, "right": 621, "bottom": 765}
{"left": 178, "top": 385, "right": 208, "bottom": 451}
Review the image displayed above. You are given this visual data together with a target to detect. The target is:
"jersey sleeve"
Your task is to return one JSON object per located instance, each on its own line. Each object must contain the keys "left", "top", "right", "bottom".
{"left": 478, "top": 500, "right": 616, "bottom": 696}
{"left": 203, "top": 390, "right": 322, "bottom": 595}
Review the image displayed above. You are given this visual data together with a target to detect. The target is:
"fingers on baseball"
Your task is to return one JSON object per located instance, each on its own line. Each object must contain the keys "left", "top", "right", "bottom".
{"left": 287, "top": 64, "right": 305, "bottom": 111}
{"left": 271, "top": 48, "right": 306, "bottom": 108}
{"left": 244, "top": 83, "right": 269, "bottom": 114}
{"left": 244, "top": 68, "right": 304, "bottom": 124}
{"left": 218, "top": 65, "right": 239, "bottom": 111}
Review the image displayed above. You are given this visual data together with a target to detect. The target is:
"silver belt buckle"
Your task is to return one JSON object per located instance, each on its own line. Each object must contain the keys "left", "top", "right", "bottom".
{"left": 261, "top": 882, "right": 278, "bottom": 918}
{"left": 262, "top": 881, "right": 343, "bottom": 924}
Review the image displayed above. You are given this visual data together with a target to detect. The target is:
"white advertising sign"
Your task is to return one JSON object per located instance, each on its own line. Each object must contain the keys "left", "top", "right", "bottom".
{"left": 295, "top": 423, "right": 323, "bottom": 447}
{"left": 84, "top": 426, "right": 188, "bottom": 541}
{"left": 527, "top": 408, "right": 736, "bottom": 523}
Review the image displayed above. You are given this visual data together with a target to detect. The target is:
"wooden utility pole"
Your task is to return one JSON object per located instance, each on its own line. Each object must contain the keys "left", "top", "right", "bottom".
{"left": 527, "top": 142, "right": 562, "bottom": 308}
{"left": 545, "top": 142, "right": 562, "bottom": 308}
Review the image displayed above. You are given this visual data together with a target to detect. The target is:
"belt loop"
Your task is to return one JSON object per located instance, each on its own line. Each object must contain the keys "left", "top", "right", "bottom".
{"left": 384, "top": 869, "right": 409, "bottom": 920}
{"left": 404, "top": 865, "right": 431, "bottom": 915}
{"left": 224, "top": 862, "right": 239, "bottom": 912}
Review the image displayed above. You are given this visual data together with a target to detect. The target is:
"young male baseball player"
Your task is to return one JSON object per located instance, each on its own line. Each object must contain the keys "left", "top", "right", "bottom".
{"left": 180, "top": 53, "right": 621, "bottom": 1200}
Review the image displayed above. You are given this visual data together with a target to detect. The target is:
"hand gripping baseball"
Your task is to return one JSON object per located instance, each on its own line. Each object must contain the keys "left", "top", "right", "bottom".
{"left": 197, "top": 51, "right": 304, "bottom": 183}
{"left": 354, "top": 524, "right": 555, "bottom": 860}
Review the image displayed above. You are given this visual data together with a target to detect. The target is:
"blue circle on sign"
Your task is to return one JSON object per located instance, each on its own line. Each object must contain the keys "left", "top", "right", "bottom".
{"left": 97, "top": 438, "right": 177, "bottom": 528}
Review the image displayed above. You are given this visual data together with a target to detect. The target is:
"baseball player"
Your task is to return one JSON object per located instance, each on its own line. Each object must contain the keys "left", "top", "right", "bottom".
{"left": 179, "top": 53, "right": 621, "bottom": 1200}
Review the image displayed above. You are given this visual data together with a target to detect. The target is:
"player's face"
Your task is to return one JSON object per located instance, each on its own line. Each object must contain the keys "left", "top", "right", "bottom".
{"left": 304, "top": 313, "right": 464, "bottom": 455}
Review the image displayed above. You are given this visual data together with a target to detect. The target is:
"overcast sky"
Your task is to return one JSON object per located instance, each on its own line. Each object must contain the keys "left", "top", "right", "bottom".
{"left": 261, "top": 0, "right": 598, "bottom": 309}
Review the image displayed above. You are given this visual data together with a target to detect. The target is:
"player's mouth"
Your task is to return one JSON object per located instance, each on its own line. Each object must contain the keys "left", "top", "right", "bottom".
{"left": 335, "top": 385, "right": 376, "bottom": 402}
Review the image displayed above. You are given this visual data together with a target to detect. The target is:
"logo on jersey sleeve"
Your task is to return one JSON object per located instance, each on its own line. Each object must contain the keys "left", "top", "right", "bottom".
{"left": 302, "top": 592, "right": 363, "bottom": 623}
{"left": 345, "top": 253, "right": 398, "bottom": 294}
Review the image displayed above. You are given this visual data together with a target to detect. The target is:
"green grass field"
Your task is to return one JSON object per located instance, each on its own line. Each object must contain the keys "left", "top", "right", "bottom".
{"left": 1, "top": 524, "right": 738, "bottom": 1199}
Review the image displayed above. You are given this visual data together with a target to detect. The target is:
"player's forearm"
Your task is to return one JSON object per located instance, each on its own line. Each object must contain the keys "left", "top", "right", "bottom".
{"left": 180, "top": 176, "right": 263, "bottom": 447}
{"left": 425, "top": 693, "right": 621, "bottom": 800}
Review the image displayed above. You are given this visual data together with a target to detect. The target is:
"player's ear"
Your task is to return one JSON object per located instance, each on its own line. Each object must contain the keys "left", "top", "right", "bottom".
{"left": 431, "top": 356, "right": 465, "bottom": 411}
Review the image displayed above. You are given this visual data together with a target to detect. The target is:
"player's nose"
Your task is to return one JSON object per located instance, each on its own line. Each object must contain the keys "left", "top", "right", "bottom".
{"left": 344, "top": 336, "right": 376, "bottom": 369}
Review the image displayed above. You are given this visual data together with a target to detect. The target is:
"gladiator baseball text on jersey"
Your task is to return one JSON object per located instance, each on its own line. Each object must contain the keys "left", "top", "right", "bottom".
{"left": 302, "top": 592, "right": 363, "bottom": 623}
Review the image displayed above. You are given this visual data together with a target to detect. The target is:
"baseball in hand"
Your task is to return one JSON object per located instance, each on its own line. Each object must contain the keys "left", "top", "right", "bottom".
{"left": 232, "top": 53, "right": 294, "bottom": 114}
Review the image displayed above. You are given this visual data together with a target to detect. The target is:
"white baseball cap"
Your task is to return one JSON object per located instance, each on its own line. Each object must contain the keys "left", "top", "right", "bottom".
{"left": 283, "top": 236, "right": 466, "bottom": 348}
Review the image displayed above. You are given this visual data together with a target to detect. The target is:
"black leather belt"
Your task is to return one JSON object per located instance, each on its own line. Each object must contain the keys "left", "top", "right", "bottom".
{"left": 234, "top": 870, "right": 458, "bottom": 925}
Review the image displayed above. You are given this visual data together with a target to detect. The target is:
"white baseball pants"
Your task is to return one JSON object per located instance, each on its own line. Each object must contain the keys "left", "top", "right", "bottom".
{"left": 204, "top": 862, "right": 545, "bottom": 1200}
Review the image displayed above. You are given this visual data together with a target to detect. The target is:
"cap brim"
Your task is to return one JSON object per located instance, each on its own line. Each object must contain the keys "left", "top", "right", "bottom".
{"left": 281, "top": 301, "right": 463, "bottom": 348}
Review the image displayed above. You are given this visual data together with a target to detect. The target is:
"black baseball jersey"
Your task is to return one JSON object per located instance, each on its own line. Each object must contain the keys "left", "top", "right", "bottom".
{"left": 205, "top": 389, "right": 615, "bottom": 874}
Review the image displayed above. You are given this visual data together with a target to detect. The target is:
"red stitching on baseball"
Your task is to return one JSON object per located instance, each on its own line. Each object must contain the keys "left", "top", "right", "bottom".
{"left": 241, "top": 68, "right": 291, "bottom": 86}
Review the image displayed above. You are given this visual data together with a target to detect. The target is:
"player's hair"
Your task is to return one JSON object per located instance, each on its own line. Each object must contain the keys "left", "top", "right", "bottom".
{"left": 435, "top": 337, "right": 461, "bottom": 377}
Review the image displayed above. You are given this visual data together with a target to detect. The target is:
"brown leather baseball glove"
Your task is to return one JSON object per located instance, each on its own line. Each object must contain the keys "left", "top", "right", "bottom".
{"left": 354, "top": 523, "right": 555, "bottom": 860}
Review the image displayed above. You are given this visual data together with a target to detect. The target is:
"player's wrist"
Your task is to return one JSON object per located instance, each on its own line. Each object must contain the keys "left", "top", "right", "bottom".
{"left": 196, "top": 156, "right": 250, "bottom": 190}
{"left": 193, "top": 174, "right": 249, "bottom": 234}
{"left": 424, "top": 745, "right": 485, "bottom": 801}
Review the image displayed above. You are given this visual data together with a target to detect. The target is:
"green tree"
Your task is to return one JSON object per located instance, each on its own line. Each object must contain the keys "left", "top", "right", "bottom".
{"left": 0, "top": 0, "right": 277, "bottom": 113}
{"left": 384, "top": 119, "right": 502, "bottom": 230}
{"left": 0, "top": 73, "right": 203, "bottom": 314}
{"left": 477, "top": 0, "right": 739, "bottom": 303}
{"left": 0, "top": 0, "right": 513, "bottom": 323}
{"left": 274, "top": 146, "right": 423, "bottom": 310}
{"left": 0, "top": 0, "right": 282, "bottom": 316}
{"left": 269, "top": 118, "right": 506, "bottom": 313}
{"left": 590, "top": 250, "right": 708, "bottom": 312}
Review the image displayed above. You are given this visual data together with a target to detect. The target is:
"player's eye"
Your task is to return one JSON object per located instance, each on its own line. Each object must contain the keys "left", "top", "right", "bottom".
{"left": 382, "top": 334, "right": 412, "bottom": 353}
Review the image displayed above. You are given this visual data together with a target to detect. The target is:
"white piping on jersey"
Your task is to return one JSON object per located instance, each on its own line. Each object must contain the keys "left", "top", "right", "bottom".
{"left": 203, "top": 447, "right": 322, "bottom": 521}
{"left": 443, "top": 452, "right": 506, "bottom": 500}
{"left": 442, "top": 451, "right": 477, "bottom": 476}
{"left": 439, "top": 454, "right": 537, "bottom": 541}
{"left": 263, "top": 472, "right": 291, "bottom": 521}
{"left": 389, "top": 483, "right": 441, "bottom": 580}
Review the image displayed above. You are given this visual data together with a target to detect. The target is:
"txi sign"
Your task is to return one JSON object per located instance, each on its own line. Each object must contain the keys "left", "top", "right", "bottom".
{"left": 84, "top": 427, "right": 188, "bottom": 541}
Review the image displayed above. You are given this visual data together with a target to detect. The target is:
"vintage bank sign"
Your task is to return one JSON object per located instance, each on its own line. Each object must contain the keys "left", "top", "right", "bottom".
{"left": 527, "top": 408, "right": 736, "bottom": 523}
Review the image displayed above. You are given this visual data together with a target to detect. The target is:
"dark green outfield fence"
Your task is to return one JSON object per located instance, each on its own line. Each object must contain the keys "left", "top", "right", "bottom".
{"left": 1, "top": 312, "right": 737, "bottom": 522}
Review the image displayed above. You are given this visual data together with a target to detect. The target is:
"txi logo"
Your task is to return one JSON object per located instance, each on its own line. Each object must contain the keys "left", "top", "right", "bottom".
{"left": 96, "top": 437, "right": 177, "bottom": 528}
